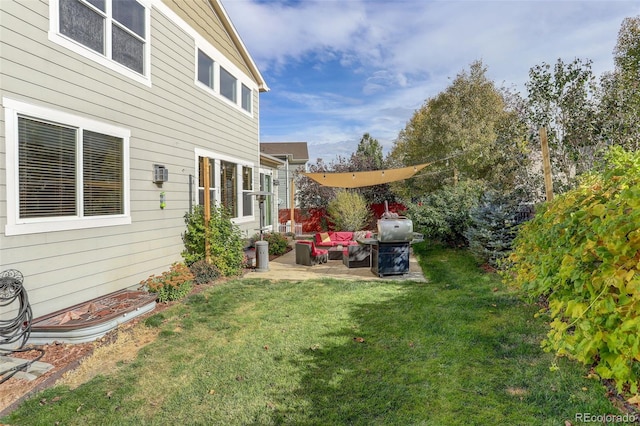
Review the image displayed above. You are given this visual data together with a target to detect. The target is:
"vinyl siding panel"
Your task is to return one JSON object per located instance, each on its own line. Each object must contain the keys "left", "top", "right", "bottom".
{"left": 162, "top": 0, "right": 253, "bottom": 80}
{"left": 0, "top": 0, "right": 262, "bottom": 318}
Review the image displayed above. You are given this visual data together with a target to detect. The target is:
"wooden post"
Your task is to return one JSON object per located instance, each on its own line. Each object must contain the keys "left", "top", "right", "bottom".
{"left": 203, "top": 157, "right": 211, "bottom": 263}
{"left": 540, "top": 127, "right": 554, "bottom": 202}
{"left": 290, "top": 177, "right": 295, "bottom": 235}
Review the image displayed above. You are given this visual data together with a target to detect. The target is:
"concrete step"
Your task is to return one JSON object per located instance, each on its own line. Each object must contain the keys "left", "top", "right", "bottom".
{"left": 0, "top": 356, "right": 53, "bottom": 381}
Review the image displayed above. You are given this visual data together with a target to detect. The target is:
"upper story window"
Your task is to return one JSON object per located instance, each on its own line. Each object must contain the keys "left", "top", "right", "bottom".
{"left": 51, "top": 0, "right": 150, "bottom": 84}
{"left": 3, "top": 98, "right": 131, "bottom": 235}
{"left": 220, "top": 67, "right": 237, "bottom": 103}
{"left": 195, "top": 44, "right": 254, "bottom": 116}
{"left": 241, "top": 84, "right": 252, "bottom": 113}
{"left": 197, "top": 49, "right": 214, "bottom": 90}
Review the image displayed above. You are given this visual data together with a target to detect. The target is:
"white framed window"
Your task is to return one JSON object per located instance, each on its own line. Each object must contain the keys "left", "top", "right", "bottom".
{"left": 195, "top": 149, "right": 254, "bottom": 222}
{"left": 259, "top": 170, "right": 273, "bottom": 230}
{"left": 220, "top": 67, "right": 237, "bottom": 103}
{"left": 198, "top": 156, "right": 216, "bottom": 207}
{"left": 241, "top": 84, "right": 252, "bottom": 113}
{"left": 3, "top": 98, "right": 131, "bottom": 236}
{"left": 242, "top": 166, "right": 253, "bottom": 217}
{"left": 49, "top": 0, "right": 151, "bottom": 86}
{"left": 197, "top": 49, "right": 215, "bottom": 90}
{"left": 194, "top": 43, "right": 255, "bottom": 117}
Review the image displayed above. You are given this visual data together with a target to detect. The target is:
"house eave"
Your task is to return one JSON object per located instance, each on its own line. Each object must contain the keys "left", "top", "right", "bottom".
{"left": 209, "top": 0, "right": 269, "bottom": 92}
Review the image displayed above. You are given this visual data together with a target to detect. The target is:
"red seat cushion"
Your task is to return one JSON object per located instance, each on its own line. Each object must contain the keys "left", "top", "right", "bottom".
{"left": 313, "top": 248, "right": 328, "bottom": 256}
{"left": 334, "top": 232, "right": 354, "bottom": 242}
{"left": 300, "top": 240, "right": 327, "bottom": 257}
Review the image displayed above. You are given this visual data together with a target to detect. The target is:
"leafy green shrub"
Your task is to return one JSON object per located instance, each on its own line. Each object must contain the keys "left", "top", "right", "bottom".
{"left": 327, "top": 190, "right": 372, "bottom": 231}
{"left": 261, "top": 232, "right": 290, "bottom": 256}
{"left": 465, "top": 190, "right": 526, "bottom": 268}
{"left": 505, "top": 147, "right": 640, "bottom": 394}
{"left": 189, "top": 259, "right": 221, "bottom": 284}
{"left": 181, "top": 205, "right": 244, "bottom": 276}
{"left": 406, "top": 181, "right": 483, "bottom": 246}
{"left": 139, "top": 263, "right": 194, "bottom": 303}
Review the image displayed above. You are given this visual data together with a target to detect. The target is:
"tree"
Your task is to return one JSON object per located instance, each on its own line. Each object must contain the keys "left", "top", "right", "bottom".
{"left": 326, "top": 190, "right": 372, "bottom": 231}
{"left": 390, "top": 60, "right": 529, "bottom": 195}
{"left": 355, "top": 133, "right": 384, "bottom": 169}
{"left": 526, "top": 58, "right": 603, "bottom": 192}
{"left": 598, "top": 16, "right": 640, "bottom": 152}
{"left": 295, "top": 158, "right": 338, "bottom": 210}
{"left": 352, "top": 133, "right": 394, "bottom": 205}
{"left": 296, "top": 133, "right": 396, "bottom": 210}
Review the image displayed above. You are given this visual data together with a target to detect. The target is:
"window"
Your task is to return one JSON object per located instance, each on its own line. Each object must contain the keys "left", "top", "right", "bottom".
{"left": 197, "top": 49, "right": 215, "bottom": 90}
{"left": 220, "top": 160, "right": 237, "bottom": 217}
{"left": 242, "top": 166, "right": 253, "bottom": 217}
{"left": 18, "top": 118, "right": 77, "bottom": 218}
{"left": 83, "top": 131, "right": 124, "bottom": 216}
{"left": 195, "top": 150, "right": 254, "bottom": 221}
{"left": 18, "top": 117, "right": 124, "bottom": 218}
{"left": 56, "top": 0, "right": 148, "bottom": 76}
{"left": 241, "top": 84, "right": 252, "bottom": 113}
{"left": 194, "top": 44, "right": 256, "bottom": 115}
{"left": 220, "top": 67, "right": 237, "bottom": 103}
{"left": 198, "top": 156, "right": 216, "bottom": 206}
{"left": 260, "top": 172, "right": 272, "bottom": 227}
{"left": 3, "top": 98, "right": 130, "bottom": 235}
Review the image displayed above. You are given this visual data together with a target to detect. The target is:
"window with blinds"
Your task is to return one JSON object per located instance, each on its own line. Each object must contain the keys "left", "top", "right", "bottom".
{"left": 83, "top": 130, "right": 123, "bottom": 215}
{"left": 18, "top": 117, "right": 77, "bottom": 218}
{"left": 220, "top": 160, "right": 237, "bottom": 217}
{"left": 17, "top": 116, "right": 124, "bottom": 219}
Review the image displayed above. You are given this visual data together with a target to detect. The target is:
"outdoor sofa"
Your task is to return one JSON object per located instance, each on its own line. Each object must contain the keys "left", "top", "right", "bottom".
{"left": 295, "top": 241, "right": 329, "bottom": 266}
{"left": 314, "top": 231, "right": 372, "bottom": 248}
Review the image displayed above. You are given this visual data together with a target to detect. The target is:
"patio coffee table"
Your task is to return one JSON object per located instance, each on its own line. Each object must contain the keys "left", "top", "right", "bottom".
{"left": 328, "top": 245, "right": 344, "bottom": 260}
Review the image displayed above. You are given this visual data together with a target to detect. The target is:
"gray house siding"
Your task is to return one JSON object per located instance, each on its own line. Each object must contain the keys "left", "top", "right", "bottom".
{"left": 0, "top": 0, "right": 263, "bottom": 318}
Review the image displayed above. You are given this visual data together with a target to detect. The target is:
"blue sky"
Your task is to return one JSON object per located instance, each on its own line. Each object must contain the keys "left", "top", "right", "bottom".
{"left": 222, "top": 0, "right": 640, "bottom": 163}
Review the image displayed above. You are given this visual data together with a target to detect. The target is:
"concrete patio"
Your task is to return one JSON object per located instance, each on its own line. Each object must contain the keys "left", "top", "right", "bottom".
{"left": 244, "top": 242, "right": 427, "bottom": 282}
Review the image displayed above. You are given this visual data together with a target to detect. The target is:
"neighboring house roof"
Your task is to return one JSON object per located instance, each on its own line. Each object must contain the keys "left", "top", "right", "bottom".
{"left": 260, "top": 153, "right": 285, "bottom": 168}
{"left": 260, "top": 142, "right": 309, "bottom": 163}
{"left": 162, "top": 0, "right": 269, "bottom": 92}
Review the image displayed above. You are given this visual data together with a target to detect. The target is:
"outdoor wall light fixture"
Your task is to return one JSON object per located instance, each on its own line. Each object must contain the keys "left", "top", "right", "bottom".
{"left": 160, "top": 192, "right": 166, "bottom": 209}
{"left": 153, "top": 164, "right": 169, "bottom": 184}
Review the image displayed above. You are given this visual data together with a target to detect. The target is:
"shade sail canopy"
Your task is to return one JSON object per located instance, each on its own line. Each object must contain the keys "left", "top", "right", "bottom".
{"left": 302, "top": 163, "right": 429, "bottom": 188}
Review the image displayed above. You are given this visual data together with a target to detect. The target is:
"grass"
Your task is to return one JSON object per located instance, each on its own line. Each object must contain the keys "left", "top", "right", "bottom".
{"left": 2, "top": 244, "right": 632, "bottom": 425}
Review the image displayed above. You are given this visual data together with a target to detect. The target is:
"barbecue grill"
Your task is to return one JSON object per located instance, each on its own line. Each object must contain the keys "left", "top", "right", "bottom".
{"left": 365, "top": 203, "right": 423, "bottom": 277}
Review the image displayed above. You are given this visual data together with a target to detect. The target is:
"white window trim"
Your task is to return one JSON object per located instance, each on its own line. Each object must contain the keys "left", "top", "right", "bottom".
{"left": 194, "top": 44, "right": 254, "bottom": 118}
{"left": 259, "top": 167, "right": 275, "bottom": 232}
{"left": 48, "top": 0, "right": 152, "bottom": 87}
{"left": 194, "top": 148, "right": 255, "bottom": 224}
{"left": 3, "top": 98, "right": 131, "bottom": 236}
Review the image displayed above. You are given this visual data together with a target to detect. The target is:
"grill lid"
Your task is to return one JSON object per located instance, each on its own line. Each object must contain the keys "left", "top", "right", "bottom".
{"left": 377, "top": 217, "right": 413, "bottom": 242}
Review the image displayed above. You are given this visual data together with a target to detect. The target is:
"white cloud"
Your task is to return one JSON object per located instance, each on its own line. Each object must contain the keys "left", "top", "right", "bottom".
{"left": 222, "top": 0, "right": 640, "bottom": 162}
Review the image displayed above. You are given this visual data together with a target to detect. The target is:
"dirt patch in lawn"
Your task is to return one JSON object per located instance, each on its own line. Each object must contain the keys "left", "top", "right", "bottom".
{"left": 56, "top": 323, "right": 160, "bottom": 389}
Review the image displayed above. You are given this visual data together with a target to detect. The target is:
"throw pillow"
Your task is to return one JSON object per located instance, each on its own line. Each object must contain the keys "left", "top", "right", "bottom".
{"left": 320, "top": 232, "right": 331, "bottom": 243}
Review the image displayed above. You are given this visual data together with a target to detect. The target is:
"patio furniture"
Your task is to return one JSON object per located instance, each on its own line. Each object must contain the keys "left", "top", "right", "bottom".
{"left": 314, "top": 231, "right": 373, "bottom": 249}
{"left": 342, "top": 244, "right": 371, "bottom": 268}
{"left": 327, "top": 246, "right": 344, "bottom": 260}
{"left": 295, "top": 241, "right": 328, "bottom": 266}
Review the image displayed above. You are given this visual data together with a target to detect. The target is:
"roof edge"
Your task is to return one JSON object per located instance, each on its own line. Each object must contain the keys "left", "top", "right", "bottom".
{"left": 209, "top": 0, "right": 269, "bottom": 92}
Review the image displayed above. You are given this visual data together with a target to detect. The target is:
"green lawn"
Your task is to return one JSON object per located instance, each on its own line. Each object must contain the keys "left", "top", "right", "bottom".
{"left": 3, "top": 244, "right": 632, "bottom": 425}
